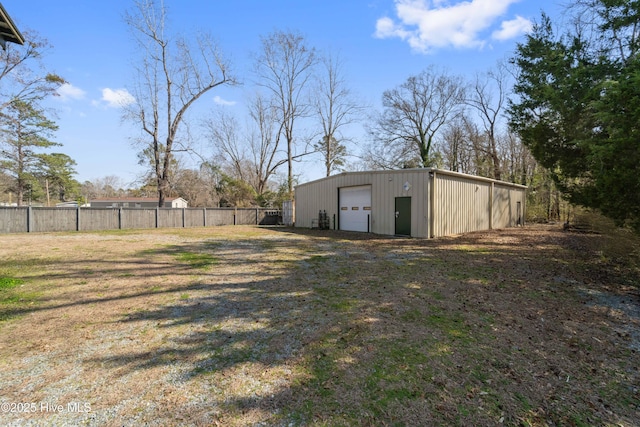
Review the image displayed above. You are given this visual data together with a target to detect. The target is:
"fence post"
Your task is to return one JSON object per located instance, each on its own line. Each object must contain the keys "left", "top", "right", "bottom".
{"left": 118, "top": 208, "right": 122, "bottom": 230}
{"left": 155, "top": 207, "right": 159, "bottom": 228}
{"left": 76, "top": 206, "right": 80, "bottom": 231}
{"left": 182, "top": 208, "right": 186, "bottom": 228}
{"left": 203, "top": 208, "right": 207, "bottom": 227}
{"left": 27, "top": 206, "right": 32, "bottom": 233}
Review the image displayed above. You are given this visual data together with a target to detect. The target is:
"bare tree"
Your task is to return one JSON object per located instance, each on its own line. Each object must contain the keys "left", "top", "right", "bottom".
{"left": 500, "top": 130, "right": 537, "bottom": 186}
{"left": 313, "top": 52, "right": 362, "bottom": 176}
{"left": 246, "top": 94, "right": 287, "bottom": 195}
{"left": 466, "top": 64, "right": 511, "bottom": 180}
{"left": 0, "top": 30, "right": 65, "bottom": 112}
{"left": 464, "top": 119, "right": 493, "bottom": 177}
{"left": 203, "top": 110, "right": 247, "bottom": 182}
{"left": 440, "top": 116, "right": 474, "bottom": 174}
{"left": 124, "top": 0, "right": 235, "bottom": 207}
{"left": 204, "top": 93, "right": 285, "bottom": 197}
{"left": 81, "top": 176, "right": 127, "bottom": 200}
{"left": 254, "top": 30, "right": 317, "bottom": 196}
{"left": 367, "top": 66, "right": 466, "bottom": 168}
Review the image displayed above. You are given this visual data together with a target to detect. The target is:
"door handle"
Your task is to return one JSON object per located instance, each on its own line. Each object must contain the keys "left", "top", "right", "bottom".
{"left": 395, "top": 211, "right": 399, "bottom": 218}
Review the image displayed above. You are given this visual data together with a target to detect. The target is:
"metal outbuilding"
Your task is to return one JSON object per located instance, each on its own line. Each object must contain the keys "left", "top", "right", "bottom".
{"left": 294, "top": 169, "right": 526, "bottom": 238}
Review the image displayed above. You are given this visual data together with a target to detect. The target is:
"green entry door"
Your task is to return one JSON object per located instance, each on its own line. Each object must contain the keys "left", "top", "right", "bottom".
{"left": 395, "top": 197, "right": 411, "bottom": 236}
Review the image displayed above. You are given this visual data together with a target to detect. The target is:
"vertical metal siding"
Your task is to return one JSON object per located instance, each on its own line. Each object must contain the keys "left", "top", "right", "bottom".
{"left": 432, "top": 174, "right": 491, "bottom": 237}
{"left": 295, "top": 170, "right": 431, "bottom": 237}
{"left": 372, "top": 171, "right": 429, "bottom": 237}
{"left": 492, "top": 185, "right": 512, "bottom": 228}
{"left": 492, "top": 184, "right": 525, "bottom": 229}
{"left": 294, "top": 169, "right": 526, "bottom": 238}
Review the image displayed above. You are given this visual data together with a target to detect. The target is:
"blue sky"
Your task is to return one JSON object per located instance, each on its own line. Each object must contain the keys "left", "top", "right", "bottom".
{"left": 5, "top": 0, "right": 560, "bottom": 187}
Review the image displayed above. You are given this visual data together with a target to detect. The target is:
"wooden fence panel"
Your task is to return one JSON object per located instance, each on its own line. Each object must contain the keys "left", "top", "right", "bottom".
{"left": 80, "top": 208, "right": 119, "bottom": 231}
{"left": 185, "top": 209, "right": 205, "bottom": 227}
{"left": 157, "top": 209, "right": 183, "bottom": 228}
{"left": 121, "top": 209, "right": 156, "bottom": 229}
{"left": 236, "top": 208, "right": 257, "bottom": 225}
{"left": 32, "top": 208, "right": 76, "bottom": 232}
{"left": 0, "top": 207, "right": 281, "bottom": 233}
{"left": 0, "top": 207, "right": 28, "bottom": 233}
{"left": 206, "top": 209, "right": 235, "bottom": 226}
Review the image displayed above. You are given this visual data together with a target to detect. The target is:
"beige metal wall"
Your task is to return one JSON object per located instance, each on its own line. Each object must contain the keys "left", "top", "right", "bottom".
{"left": 430, "top": 171, "right": 526, "bottom": 237}
{"left": 295, "top": 169, "right": 527, "bottom": 238}
{"left": 370, "top": 170, "right": 430, "bottom": 237}
{"left": 431, "top": 172, "right": 492, "bottom": 237}
{"left": 492, "top": 183, "right": 526, "bottom": 229}
{"left": 295, "top": 170, "right": 430, "bottom": 237}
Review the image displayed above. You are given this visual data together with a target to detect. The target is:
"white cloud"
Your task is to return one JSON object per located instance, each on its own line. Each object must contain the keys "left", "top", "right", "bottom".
{"left": 492, "top": 15, "right": 532, "bottom": 41}
{"left": 375, "top": 0, "right": 528, "bottom": 53}
{"left": 101, "top": 88, "right": 135, "bottom": 108}
{"left": 57, "top": 83, "right": 86, "bottom": 101}
{"left": 213, "top": 95, "right": 236, "bottom": 106}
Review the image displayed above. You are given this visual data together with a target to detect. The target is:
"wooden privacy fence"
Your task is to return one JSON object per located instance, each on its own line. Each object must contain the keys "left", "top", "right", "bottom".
{"left": 0, "top": 207, "right": 282, "bottom": 234}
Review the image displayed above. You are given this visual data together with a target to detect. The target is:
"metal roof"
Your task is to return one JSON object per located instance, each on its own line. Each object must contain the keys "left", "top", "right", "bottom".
{"left": 295, "top": 168, "right": 528, "bottom": 190}
{"left": 0, "top": 3, "right": 24, "bottom": 49}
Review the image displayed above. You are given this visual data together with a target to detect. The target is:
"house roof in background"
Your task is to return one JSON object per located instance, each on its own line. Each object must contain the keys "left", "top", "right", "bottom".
{"left": 90, "top": 197, "right": 185, "bottom": 202}
{"left": 0, "top": 3, "right": 24, "bottom": 48}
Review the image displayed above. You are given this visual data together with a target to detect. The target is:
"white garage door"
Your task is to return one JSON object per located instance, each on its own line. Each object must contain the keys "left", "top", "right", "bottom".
{"left": 339, "top": 185, "right": 372, "bottom": 232}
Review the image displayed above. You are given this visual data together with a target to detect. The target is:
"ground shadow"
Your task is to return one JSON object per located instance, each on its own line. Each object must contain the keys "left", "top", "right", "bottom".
{"left": 1, "top": 225, "right": 638, "bottom": 425}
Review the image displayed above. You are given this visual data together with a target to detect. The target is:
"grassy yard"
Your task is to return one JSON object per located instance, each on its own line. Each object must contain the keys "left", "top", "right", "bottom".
{"left": 0, "top": 224, "right": 638, "bottom": 426}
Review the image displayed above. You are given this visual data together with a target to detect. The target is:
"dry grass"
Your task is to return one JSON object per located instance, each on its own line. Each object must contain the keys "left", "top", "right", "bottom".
{"left": 0, "top": 224, "right": 638, "bottom": 426}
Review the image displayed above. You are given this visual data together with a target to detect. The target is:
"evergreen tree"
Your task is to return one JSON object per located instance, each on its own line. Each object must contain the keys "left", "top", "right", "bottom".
{"left": 509, "top": 6, "right": 640, "bottom": 231}
{"left": 36, "top": 152, "right": 80, "bottom": 204}
{"left": 0, "top": 100, "right": 59, "bottom": 205}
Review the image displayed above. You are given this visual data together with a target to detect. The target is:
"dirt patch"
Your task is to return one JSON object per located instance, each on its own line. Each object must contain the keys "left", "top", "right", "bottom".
{"left": 0, "top": 225, "right": 638, "bottom": 426}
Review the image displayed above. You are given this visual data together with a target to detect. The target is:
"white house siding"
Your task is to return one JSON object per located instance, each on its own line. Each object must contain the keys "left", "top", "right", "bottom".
{"left": 170, "top": 198, "right": 189, "bottom": 208}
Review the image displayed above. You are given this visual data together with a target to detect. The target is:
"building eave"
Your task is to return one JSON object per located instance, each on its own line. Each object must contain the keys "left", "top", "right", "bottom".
{"left": 0, "top": 3, "right": 24, "bottom": 48}
{"left": 295, "top": 168, "right": 528, "bottom": 191}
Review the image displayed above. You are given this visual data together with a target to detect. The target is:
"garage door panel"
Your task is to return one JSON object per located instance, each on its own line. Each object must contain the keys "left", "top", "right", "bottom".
{"left": 339, "top": 185, "right": 371, "bottom": 232}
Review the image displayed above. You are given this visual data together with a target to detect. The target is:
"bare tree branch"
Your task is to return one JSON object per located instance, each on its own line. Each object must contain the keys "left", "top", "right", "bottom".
{"left": 123, "top": 0, "right": 236, "bottom": 206}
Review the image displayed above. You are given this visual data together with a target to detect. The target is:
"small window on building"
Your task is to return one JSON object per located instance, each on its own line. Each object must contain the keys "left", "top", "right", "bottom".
{"left": 363, "top": 206, "right": 371, "bottom": 211}
{"left": 352, "top": 207, "right": 359, "bottom": 210}
{"left": 341, "top": 207, "right": 348, "bottom": 210}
